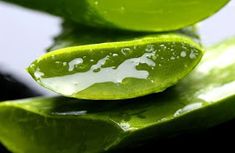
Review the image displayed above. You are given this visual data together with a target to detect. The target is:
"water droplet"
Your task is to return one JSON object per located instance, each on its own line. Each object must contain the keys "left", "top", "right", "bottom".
{"left": 112, "top": 53, "right": 118, "bottom": 57}
{"left": 174, "top": 103, "right": 203, "bottom": 117}
{"left": 52, "top": 110, "right": 87, "bottom": 116}
{"left": 34, "top": 68, "right": 44, "bottom": 79}
{"left": 63, "top": 62, "right": 67, "bottom": 66}
{"left": 189, "top": 50, "right": 197, "bottom": 59}
{"left": 116, "top": 121, "right": 137, "bottom": 131}
{"left": 40, "top": 52, "right": 156, "bottom": 95}
{"left": 68, "top": 58, "right": 83, "bottom": 72}
{"left": 121, "top": 48, "right": 131, "bottom": 56}
{"left": 145, "top": 44, "right": 155, "bottom": 52}
{"left": 180, "top": 51, "right": 187, "bottom": 57}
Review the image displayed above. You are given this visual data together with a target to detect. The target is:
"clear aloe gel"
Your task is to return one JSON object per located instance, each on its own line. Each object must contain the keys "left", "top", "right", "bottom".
{"left": 1, "top": 38, "right": 235, "bottom": 153}
{"left": 27, "top": 33, "right": 203, "bottom": 100}
{"left": 0, "top": 0, "right": 229, "bottom": 32}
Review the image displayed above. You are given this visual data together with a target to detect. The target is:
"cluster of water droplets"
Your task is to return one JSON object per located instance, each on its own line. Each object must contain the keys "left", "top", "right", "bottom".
{"left": 33, "top": 42, "right": 199, "bottom": 96}
{"left": 35, "top": 45, "right": 160, "bottom": 95}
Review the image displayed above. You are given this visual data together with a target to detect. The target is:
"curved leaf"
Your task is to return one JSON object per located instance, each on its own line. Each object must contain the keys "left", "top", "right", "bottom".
{"left": 28, "top": 33, "right": 203, "bottom": 100}
{"left": 0, "top": 0, "right": 230, "bottom": 32}
{"left": 1, "top": 38, "right": 235, "bottom": 153}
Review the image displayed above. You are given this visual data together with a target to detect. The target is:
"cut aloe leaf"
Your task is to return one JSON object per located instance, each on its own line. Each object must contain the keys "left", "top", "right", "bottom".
{"left": 1, "top": 0, "right": 229, "bottom": 32}
{"left": 48, "top": 22, "right": 199, "bottom": 51}
{"left": 27, "top": 33, "right": 203, "bottom": 100}
{"left": 1, "top": 38, "right": 235, "bottom": 153}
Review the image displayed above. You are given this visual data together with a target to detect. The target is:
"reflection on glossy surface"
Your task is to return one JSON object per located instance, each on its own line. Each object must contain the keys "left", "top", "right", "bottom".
{"left": 2, "top": 0, "right": 229, "bottom": 31}
{"left": 174, "top": 103, "right": 203, "bottom": 117}
{"left": 198, "top": 80, "right": 235, "bottom": 102}
{"left": 39, "top": 49, "right": 157, "bottom": 96}
{"left": 1, "top": 38, "right": 235, "bottom": 153}
{"left": 68, "top": 58, "right": 83, "bottom": 72}
{"left": 28, "top": 34, "right": 202, "bottom": 99}
{"left": 198, "top": 46, "right": 235, "bottom": 74}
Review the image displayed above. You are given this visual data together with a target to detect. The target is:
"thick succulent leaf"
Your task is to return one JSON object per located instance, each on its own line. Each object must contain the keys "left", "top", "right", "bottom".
{"left": 0, "top": 0, "right": 230, "bottom": 32}
{"left": 27, "top": 32, "right": 203, "bottom": 100}
{"left": 1, "top": 38, "right": 235, "bottom": 153}
{"left": 48, "top": 23, "right": 200, "bottom": 51}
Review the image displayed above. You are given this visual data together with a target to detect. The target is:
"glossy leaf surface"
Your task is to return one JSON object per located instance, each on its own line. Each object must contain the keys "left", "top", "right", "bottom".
{"left": 1, "top": 38, "right": 235, "bottom": 153}
{"left": 0, "top": 0, "right": 229, "bottom": 32}
{"left": 28, "top": 33, "right": 203, "bottom": 100}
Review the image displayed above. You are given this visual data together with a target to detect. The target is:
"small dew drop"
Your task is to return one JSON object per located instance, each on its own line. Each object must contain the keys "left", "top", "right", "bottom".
{"left": 121, "top": 48, "right": 131, "bottom": 56}
{"left": 189, "top": 51, "right": 197, "bottom": 59}
{"left": 180, "top": 51, "right": 187, "bottom": 57}
{"left": 112, "top": 53, "right": 118, "bottom": 57}
{"left": 145, "top": 44, "right": 155, "bottom": 52}
{"left": 160, "top": 44, "right": 167, "bottom": 50}
{"left": 52, "top": 110, "right": 87, "bottom": 116}
{"left": 174, "top": 103, "right": 202, "bottom": 117}
{"left": 68, "top": 58, "right": 83, "bottom": 72}
{"left": 34, "top": 68, "right": 44, "bottom": 79}
{"left": 63, "top": 62, "right": 67, "bottom": 66}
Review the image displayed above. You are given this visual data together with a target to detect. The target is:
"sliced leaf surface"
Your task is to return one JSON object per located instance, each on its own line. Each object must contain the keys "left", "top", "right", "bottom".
{"left": 28, "top": 33, "right": 203, "bottom": 100}
{"left": 1, "top": 38, "right": 235, "bottom": 153}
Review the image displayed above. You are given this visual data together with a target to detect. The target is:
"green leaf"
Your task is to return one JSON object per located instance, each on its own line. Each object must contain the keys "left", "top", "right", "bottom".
{"left": 27, "top": 32, "right": 203, "bottom": 100}
{"left": 1, "top": 38, "right": 235, "bottom": 153}
{"left": 47, "top": 22, "right": 200, "bottom": 51}
{"left": 1, "top": 0, "right": 229, "bottom": 32}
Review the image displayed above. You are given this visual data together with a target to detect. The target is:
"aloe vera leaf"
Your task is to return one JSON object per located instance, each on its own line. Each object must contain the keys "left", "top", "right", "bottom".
{"left": 47, "top": 22, "right": 199, "bottom": 51}
{"left": 27, "top": 33, "right": 203, "bottom": 100}
{"left": 0, "top": 0, "right": 229, "bottom": 32}
{"left": 1, "top": 38, "right": 235, "bottom": 153}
